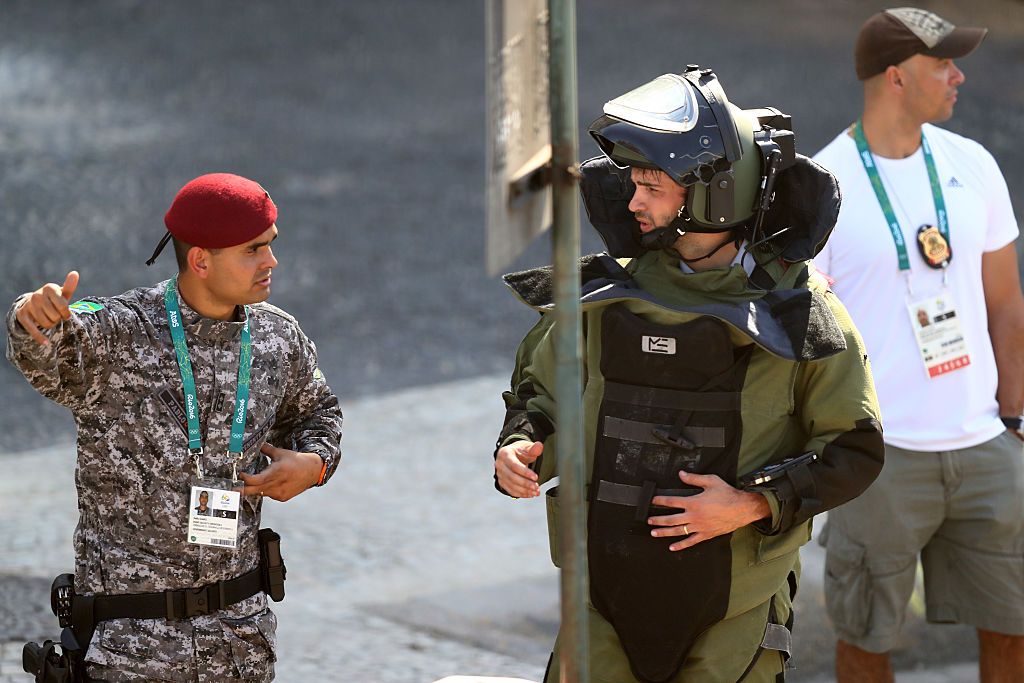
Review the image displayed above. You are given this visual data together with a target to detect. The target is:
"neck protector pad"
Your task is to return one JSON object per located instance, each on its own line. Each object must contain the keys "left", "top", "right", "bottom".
{"left": 579, "top": 154, "right": 840, "bottom": 264}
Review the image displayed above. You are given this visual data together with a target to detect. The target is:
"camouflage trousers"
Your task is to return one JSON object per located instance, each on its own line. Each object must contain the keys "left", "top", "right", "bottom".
{"left": 84, "top": 603, "right": 276, "bottom": 682}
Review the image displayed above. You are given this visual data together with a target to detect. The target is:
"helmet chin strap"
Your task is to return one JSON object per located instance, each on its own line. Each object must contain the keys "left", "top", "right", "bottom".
{"left": 638, "top": 202, "right": 735, "bottom": 255}
{"left": 638, "top": 224, "right": 685, "bottom": 251}
{"left": 638, "top": 203, "right": 689, "bottom": 251}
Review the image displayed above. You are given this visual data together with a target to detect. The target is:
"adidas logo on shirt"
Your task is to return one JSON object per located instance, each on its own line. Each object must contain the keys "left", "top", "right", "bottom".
{"left": 947, "top": 176, "right": 964, "bottom": 188}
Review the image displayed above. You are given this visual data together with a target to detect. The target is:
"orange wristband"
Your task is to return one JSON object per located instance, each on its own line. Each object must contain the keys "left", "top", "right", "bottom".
{"left": 316, "top": 458, "right": 328, "bottom": 486}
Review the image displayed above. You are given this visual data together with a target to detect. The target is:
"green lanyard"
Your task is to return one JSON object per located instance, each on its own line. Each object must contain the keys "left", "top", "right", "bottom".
{"left": 164, "top": 277, "right": 252, "bottom": 470}
{"left": 852, "top": 119, "right": 949, "bottom": 271}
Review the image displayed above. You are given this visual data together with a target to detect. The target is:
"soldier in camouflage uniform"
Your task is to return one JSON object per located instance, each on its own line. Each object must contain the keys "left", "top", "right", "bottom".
{"left": 7, "top": 173, "right": 343, "bottom": 682}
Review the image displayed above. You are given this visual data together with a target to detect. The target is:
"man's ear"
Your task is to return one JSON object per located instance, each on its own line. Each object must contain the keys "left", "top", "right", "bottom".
{"left": 187, "top": 246, "right": 211, "bottom": 279}
{"left": 885, "top": 65, "right": 904, "bottom": 90}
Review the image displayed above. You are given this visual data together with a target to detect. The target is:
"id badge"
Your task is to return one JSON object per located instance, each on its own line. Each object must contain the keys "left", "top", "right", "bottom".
{"left": 187, "top": 478, "right": 242, "bottom": 549}
{"left": 907, "top": 291, "right": 971, "bottom": 379}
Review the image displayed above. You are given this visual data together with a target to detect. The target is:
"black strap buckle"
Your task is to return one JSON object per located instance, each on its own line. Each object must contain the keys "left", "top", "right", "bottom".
{"left": 167, "top": 585, "right": 216, "bottom": 620}
{"left": 635, "top": 480, "right": 657, "bottom": 522}
{"left": 651, "top": 425, "right": 696, "bottom": 450}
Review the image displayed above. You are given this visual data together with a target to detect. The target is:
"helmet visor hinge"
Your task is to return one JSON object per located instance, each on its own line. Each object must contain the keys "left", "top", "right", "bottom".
{"left": 707, "top": 170, "right": 735, "bottom": 224}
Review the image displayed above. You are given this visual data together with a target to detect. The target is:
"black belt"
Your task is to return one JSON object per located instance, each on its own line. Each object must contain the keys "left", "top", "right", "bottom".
{"left": 62, "top": 528, "right": 286, "bottom": 659}
{"left": 86, "top": 565, "right": 266, "bottom": 622}
{"left": 55, "top": 566, "right": 271, "bottom": 680}
{"left": 29, "top": 530, "right": 286, "bottom": 683}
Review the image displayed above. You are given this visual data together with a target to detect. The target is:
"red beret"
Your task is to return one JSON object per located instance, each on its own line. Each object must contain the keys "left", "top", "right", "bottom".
{"left": 164, "top": 173, "right": 277, "bottom": 248}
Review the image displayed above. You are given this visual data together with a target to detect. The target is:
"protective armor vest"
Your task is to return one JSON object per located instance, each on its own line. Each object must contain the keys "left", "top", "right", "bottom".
{"left": 590, "top": 309, "right": 751, "bottom": 681}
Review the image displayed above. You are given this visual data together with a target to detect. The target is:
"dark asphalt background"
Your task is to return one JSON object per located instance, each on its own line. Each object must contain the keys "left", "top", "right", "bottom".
{"left": 2, "top": 0, "right": 1022, "bottom": 450}
{"left": 1, "top": 0, "right": 1022, "bottom": 676}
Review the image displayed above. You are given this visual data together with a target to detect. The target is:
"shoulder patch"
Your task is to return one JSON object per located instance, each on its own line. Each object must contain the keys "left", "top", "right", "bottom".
{"left": 69, "top": 300, "right": 104, "bottom": 314}
{"left": 503, "top": 253, "right": 632, "bottom": 309}
{"left": 312, "top": 368, "right": 325, "bottom": 381}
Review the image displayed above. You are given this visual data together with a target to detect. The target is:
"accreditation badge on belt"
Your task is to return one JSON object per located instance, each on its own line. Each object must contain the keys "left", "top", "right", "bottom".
{"left": 907, "top": 290, "right": 971, "bottom": 379}
{"left": 917, "top": 224, "right": 952, "bottom": 269}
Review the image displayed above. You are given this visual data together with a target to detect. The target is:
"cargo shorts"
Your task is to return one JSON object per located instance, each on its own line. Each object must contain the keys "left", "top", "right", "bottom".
{"left": 821, "top": 431, "right": 1024, "bottom": 652}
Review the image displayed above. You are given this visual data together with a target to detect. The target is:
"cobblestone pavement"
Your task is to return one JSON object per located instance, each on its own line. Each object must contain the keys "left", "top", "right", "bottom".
{"left": 1, "top": 375, "right": 979, "bottom": 682}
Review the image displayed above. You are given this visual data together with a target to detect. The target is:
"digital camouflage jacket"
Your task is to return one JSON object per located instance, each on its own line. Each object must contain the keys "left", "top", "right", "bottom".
{"left": 6, "top": 279, "right": 343, "bottom": 682}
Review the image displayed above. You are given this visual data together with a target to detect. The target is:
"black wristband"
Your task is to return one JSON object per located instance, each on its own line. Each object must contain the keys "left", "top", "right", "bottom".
{"left": 1000, "top": 416, "right": 1023, "bottom": 433}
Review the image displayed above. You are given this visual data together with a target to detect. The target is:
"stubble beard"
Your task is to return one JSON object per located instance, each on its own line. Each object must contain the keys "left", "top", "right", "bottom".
{"left": 674, "top": 232, "right": 714, "bottom": 261}
{"left": 674, "top": 230, "right": 738, "bottom": 263}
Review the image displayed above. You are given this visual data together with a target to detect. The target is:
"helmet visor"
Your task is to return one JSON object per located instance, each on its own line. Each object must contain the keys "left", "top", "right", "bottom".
{"left": 602, "top": 74, "right": 700, "bottom": 133}
{"left": 589, "top": 115, "right": 730, "bottom": 186}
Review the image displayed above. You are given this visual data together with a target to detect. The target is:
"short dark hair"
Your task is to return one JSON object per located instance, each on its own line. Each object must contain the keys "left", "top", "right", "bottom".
{"left": 172, "top": 237, "right": 193, "bottom": 271}
{"left": 633, "top": 166, "right": 668, "bottom": 183}
{"left": 172, "top": 237, "right": 219, "bottom": 271}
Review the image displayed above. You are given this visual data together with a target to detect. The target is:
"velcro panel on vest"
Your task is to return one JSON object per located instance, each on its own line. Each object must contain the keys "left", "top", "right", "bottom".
{"left": 588, "top": 307, "right": 751, "bottom": 682}
{"left": 764, "top": 289, "right": 845, "bottom": 361}
{"left": 502, "top": 253, "right": 631, "bottom": 309}
{"left": 603, "top": 416, "right": 726, "bottom": 448}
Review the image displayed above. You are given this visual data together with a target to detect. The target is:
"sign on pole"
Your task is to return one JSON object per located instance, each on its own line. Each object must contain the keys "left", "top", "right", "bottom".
{"left": 485, "top": 0, "right": 552, "bottom": 275}
{"left": 486, "top": 1, "right": 589, "bottom": 680}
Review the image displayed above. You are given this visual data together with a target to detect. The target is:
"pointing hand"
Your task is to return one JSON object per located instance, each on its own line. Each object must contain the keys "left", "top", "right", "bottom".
{"left": 15, "top": 271, "right": 80, "bottom": 346}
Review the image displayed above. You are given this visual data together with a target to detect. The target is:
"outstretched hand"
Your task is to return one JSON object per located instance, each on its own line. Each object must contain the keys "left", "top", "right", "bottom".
{"left": 239, "top": 443, "right": 324, "bottom": 502}
{"left": 15, "top": 271, "right": 79, "bottom": 345}
{"left": 494, "top": 440, "right": 543, "bottom": 498}
{"left": 647, "top": 470, "right": 771, "bottom": 551}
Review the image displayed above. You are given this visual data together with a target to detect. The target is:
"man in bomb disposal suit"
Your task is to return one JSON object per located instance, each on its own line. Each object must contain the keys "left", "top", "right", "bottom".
{"left": 493, "top": 67, "right": 885, "bottom": 682}
{"left": 8, "top": 173, "right": 343, "bottom": 682}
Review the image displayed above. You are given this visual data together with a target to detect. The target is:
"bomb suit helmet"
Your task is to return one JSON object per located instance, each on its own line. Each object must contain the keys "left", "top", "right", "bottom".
{"left": 589, "top": 66, "right": 765, "bottom": 236}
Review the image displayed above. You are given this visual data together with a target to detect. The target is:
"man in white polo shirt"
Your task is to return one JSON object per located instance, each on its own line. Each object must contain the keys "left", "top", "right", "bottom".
{"left": 813, "top": 7, "right": 1024, "bottom": 682}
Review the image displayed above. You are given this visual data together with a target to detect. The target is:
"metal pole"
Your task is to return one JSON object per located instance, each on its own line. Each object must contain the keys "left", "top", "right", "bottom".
{"left": 548, "top": 0, "right": 588, "bottom": 681}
